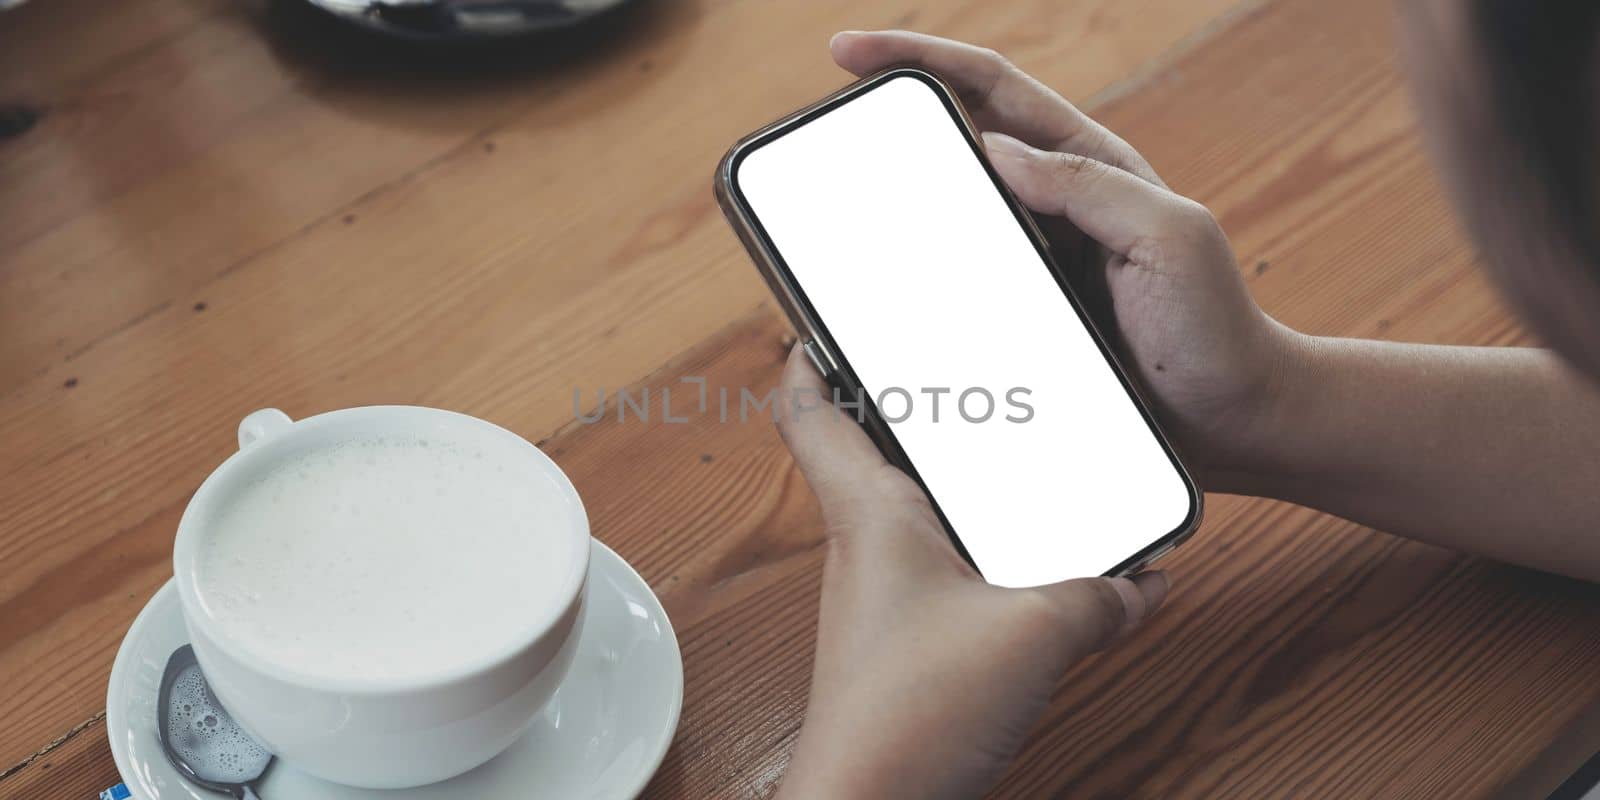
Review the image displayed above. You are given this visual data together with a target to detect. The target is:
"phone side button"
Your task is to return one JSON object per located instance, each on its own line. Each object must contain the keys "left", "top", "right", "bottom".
{"left": 802, "top": 338, "right": 836, "bottom": 377}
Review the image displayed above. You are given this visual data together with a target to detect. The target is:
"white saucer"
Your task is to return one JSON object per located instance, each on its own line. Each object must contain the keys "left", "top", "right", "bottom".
{"left": 107, "top": 539, "right": 682, "bottom": 800}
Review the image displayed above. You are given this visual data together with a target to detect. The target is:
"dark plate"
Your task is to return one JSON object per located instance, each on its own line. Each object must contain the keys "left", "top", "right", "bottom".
{"left": 301, "top": 0, "right": 640, "bottom": 43}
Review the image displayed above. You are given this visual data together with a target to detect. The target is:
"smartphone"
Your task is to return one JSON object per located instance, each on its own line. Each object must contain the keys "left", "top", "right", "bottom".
{"left": 715, "top": 67, "right": 1200, "bottom": 587}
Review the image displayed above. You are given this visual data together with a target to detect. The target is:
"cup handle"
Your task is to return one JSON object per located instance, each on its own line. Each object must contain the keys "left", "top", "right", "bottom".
{"left": 238, "top": 408, "right": 293, "bottom": 450}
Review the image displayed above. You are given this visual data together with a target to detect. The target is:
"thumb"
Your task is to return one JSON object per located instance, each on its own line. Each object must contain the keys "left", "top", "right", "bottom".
{"left": 775, "top": 343, "right": 893, "bottom": 519}
{"left": 1029, "top": 571, "right": 1169, "bottom": 658}
{"left": 983, "top": 131, "right": 1212, "bottom": 263}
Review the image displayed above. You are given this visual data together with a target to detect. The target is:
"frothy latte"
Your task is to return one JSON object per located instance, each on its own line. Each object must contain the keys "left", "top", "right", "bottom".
{"left": 195, "top": 434, "right": 581, "bottom": 682}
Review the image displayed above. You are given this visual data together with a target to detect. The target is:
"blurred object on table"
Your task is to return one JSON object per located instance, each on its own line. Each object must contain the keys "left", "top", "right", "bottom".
{"left": 300, "top": 0, "right": 642, "bottom": 44}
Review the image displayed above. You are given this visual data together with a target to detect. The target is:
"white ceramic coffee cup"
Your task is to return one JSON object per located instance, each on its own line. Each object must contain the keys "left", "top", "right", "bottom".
{"left": 172, "top": 406, "right": 590, "bottom": 789}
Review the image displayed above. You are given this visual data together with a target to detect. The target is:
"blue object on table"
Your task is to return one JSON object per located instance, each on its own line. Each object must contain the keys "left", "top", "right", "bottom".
{"left": 100, "top": 784, "right": 131, "bottom": 799}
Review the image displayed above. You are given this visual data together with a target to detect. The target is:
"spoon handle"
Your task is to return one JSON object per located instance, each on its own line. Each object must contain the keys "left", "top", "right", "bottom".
{"left": 238, "top": 786, "right": 262, "bottom": 800}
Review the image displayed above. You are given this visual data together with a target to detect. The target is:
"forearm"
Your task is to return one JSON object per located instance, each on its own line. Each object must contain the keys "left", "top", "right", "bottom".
{"left": 1215, "top": 333, "right": 1600, "bottom": 580}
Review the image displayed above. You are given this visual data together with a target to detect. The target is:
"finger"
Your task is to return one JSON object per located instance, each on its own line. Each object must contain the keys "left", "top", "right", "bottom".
{"left": 830, "top": 30, "right": 1162, "bottom": 185}
{"left": 984, "top": 132, "right": 1217, "bottom": 263}
{"left": 778, "top": 345, "right": 972, "bottom": 579}
{"left": 1030, "top": 571, "right": 1169, "bottom": 657}
{"left": 775, "top": 343, "right": 892, "bottom": 516}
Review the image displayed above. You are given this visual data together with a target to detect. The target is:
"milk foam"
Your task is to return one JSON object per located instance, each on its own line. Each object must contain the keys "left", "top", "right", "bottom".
{"left": 195, "top": 435, "right": 580, "bottom": 682}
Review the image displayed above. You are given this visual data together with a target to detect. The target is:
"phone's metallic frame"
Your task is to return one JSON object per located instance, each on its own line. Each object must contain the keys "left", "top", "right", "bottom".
{"left": 714, "top": 66, "right": 1202, "bottom": 579}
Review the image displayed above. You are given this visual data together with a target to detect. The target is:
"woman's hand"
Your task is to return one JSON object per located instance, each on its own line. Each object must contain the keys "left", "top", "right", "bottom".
{"left": 772, "top": 345, "right": 1168, "bottom": 800}
{"left": 831, "top": 30, "right": 1299, "bottom": 481}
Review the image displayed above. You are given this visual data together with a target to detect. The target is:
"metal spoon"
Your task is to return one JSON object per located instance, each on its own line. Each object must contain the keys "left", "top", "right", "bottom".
{"left": 157, "top": 646, "right": 274, "bottom": 799}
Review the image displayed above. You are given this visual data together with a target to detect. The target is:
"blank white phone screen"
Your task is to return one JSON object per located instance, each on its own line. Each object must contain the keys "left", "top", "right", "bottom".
{"left": 734, "top": 74, "right": 1194, "bottom": 586}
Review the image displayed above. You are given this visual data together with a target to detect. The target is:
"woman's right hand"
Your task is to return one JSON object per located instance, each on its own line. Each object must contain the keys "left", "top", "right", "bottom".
{"left": 832, "top": 31, "right": 1301, "bottom": 482}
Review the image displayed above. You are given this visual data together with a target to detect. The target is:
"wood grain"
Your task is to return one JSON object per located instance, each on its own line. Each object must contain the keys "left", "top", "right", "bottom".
{"left": 0, "top": 717, "right": 119, "bottom": 800}
{"left": 4, "top": 0, "right": 1599, "bottom": 797}
{"left": 0, "top": 0, "right": 1247, "bottom": 780}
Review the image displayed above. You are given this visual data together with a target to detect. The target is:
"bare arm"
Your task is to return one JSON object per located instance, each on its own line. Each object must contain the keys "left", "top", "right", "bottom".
{"left": 1220, "top": 335, "right": 1600, "bottom": 579}
{"left": 833, "top": 30, "right": 1600, "bottom": 582}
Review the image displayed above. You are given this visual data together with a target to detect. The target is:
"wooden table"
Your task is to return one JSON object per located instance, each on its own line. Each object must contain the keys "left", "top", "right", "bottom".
{"left": 5, "top": 0, "right": 1600, "bottom": 797}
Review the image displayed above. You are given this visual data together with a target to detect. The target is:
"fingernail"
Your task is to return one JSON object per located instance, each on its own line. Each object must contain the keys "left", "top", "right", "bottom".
{"left": 1133, "top": 570, "right": 1170, "bottom": 614}
{"left": 1108, "top": 577, "right": 1146, "bottom": 635}
{"left": 831, "top": 30, "right": 863, "bottom": 45}
{"left": 982, "top": 131, "right": 1035, "bottom": 161}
